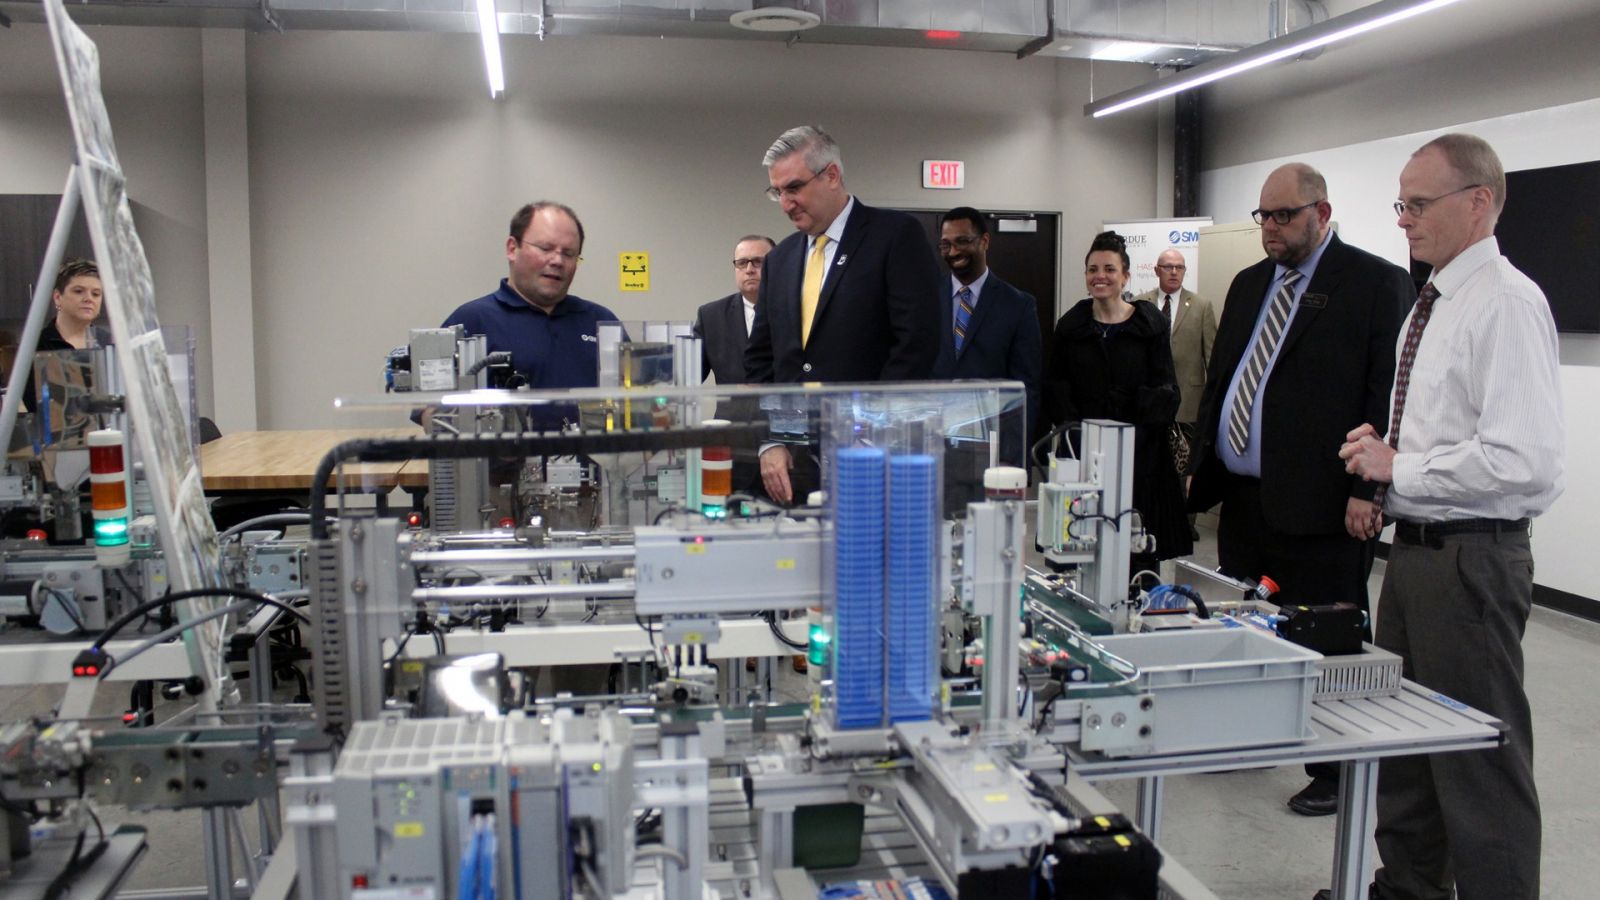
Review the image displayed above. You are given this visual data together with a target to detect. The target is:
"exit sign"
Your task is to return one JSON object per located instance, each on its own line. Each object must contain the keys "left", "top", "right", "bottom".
{"left": 922, "top": 160, "right": 964, "bottom": 190}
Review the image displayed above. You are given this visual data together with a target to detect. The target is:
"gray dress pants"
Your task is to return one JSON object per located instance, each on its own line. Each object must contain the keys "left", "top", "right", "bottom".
{"left": 1373, "top": 528, "right": 1540, "bottom": 900}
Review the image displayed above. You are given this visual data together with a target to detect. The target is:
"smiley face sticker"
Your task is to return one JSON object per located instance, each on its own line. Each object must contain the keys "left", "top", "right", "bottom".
{"left": 619, "top": 252, "right": 649, "bottom": 292}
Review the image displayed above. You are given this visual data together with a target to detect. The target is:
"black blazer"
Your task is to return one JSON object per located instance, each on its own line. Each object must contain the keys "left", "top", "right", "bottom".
{"left": 692, "top": 293, "right": 749, "bottom": 384}
{"left": 1188, "top": 233, "right": 1414, "bottom": 535}
{"left": 931, "top": 273, "right": 1043, "bottom": 435}
{"left": 745, "top": 200, "right": 942, "bottom": 384}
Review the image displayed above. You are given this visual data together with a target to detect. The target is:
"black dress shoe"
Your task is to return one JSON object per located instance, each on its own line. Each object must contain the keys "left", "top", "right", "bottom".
{"left": 1288, "top": 776, "right": 1339, "bottom": 816}
{"left": 1312, "top": 883, "right": 1380, "bottom": 900}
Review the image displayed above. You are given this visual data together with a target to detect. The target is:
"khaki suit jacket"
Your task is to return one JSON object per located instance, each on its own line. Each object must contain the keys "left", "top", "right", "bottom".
{"left": 1136, "top": 286, "right": 1216, "bottom": 423}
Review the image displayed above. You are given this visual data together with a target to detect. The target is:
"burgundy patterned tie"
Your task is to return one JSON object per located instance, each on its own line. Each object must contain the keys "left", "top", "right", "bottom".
{"left": 1372, "top": 281, "right": 1440, "bottom": 509}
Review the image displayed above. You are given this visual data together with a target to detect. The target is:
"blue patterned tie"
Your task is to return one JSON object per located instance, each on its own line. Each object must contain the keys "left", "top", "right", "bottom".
{"left": 953, "top": 286, "right": 974, "bottom": 353}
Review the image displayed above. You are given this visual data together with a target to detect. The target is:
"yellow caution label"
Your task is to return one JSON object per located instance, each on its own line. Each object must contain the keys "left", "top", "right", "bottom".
{"left": 1095, "top": 816, "right": 1111, "bottom": 828}
{"left": 686, "top": 544, "right": 707, "bottom": 555}
{"left": 776, "top": 559, "right": 796, "bottom": 570}
{"left": 983, "top": 793, "right": 1009, "bottom": 803}
{"left": 395, "top": 822, "right": 425, "bottom": 838}
{"left": 974, "top": 763, "right": 996, "bottom": 773}
{"left": 1114, "top": 834, "right": 1132, "bottom": 848}
{"left": 683, "top": 632, "right": 703, "bottom": 643}
{"left": 401, "top": 661, "right": 423, "bottom": 673}
{"left": 620, "top": 252, "right": 650, "bottom": 291}
{"left": 810, "top": 694, "right": 821, "bottom": 713}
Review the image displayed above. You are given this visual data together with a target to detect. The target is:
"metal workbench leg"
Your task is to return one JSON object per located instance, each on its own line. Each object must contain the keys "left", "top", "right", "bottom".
{"left": 1134, "top": 775, "right": 1164, "bottom": 842}
{"left": 1331, "top": 758, "right": 1378, "bottom": 900}
{"left": 201, "top": 807, "right": 236, "bottom": 900}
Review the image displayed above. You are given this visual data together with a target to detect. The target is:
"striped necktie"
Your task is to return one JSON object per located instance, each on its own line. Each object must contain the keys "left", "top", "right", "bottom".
{"left": 1226, "top": 268, "right": 1302, "bottom": 456}
{"left": 953, "top": 285, "right": 974, "bottom": 352}
{"left": 800, "top": 234, "right": 830, "bottom": 348}
{"left": 1373, "top": 281, "right": 1441, "bottom": 509}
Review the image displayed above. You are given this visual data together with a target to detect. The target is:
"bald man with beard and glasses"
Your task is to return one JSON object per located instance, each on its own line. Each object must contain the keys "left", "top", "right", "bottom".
{"left": 1187, "top": 163, "right": 1413, "bottom": 818}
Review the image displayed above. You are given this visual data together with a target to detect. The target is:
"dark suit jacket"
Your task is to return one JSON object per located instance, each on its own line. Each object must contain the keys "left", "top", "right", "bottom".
{"left": 745, "top": 200, "right": 942, "bottom": 384}
{"left": 931, "top": 273, "right": 1043, "bottom": 436}
{"left": 692, "top": 293, "right": 749, "bottom": 384}
{"left": 1188, "top": 233, "right": 1414, "bottom": 535}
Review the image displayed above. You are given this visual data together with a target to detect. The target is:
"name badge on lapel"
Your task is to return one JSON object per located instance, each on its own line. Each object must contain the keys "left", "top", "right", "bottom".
{"left": 1301, "top": 293, "right": 1328, "bottom": 309}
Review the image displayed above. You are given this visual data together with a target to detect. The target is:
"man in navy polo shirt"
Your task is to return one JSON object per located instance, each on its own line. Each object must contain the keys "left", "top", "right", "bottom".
{"left": 442, "top": 201, "right": 620, "bottom": 408}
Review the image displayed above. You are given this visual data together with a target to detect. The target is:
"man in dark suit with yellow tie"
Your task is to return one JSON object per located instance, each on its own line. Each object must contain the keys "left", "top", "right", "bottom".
{"left": 744, "top": 125, "right": 942, "bottom": 504}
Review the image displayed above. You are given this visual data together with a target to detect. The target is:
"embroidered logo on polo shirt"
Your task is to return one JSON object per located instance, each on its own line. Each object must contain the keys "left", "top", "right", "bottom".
{"left": 581, "top": 333, "right": 598, "bottom": 343}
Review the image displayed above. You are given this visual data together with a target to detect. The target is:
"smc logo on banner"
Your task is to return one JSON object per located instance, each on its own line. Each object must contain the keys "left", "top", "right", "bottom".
{"left": 1102, "top": 217, "right": 1214, "bottom": 297}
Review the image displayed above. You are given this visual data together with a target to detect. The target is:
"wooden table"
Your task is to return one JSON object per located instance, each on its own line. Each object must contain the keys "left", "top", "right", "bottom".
{"left": 198, "top": 428, "right": 429, "bottom": 493}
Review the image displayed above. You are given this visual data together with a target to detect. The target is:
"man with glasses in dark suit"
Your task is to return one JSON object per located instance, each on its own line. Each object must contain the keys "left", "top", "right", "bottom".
{"left": 1188, "top": 163, "right": 1413, "bottom": 817}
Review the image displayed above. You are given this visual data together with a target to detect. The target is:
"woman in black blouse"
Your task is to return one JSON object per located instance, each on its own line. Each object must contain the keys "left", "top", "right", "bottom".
{"left": 1045, "top": 231, "right": 1192, "bottom": 569}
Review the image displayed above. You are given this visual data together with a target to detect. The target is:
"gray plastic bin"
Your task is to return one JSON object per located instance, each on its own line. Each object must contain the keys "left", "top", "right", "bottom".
{"left": 1093, "top": 629, "right": 1321, "bottom": 757}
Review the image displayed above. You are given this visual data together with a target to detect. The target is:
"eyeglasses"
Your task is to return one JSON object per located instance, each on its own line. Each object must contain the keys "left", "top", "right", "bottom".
{"left": 1155, "top": 263, "right": 1187, "bottom": 272}
{"left": 937, "top": 235, "right": 981, "bottom": 252}
{"left": 1393, "top": 184, "right": 1481, "bottom": 218}
{"left": 518, "top": 240, "right": 582, "bottom": 262}
{"left": 732, "top": 257, "right": 766, "bottom": 270}
{"left": 765, "top": 166, "right": 827, "bottom": 202}
{"left": 1250, "top": 202, "right": 1319, "bottom": 226}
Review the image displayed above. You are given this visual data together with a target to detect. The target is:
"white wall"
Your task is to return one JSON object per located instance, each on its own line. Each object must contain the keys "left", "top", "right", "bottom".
{"left": 5, "top": 23, "right": 1164, "bottom": 432}
{"left": 1196, "top": 3, "right": 1600, "bottom": 607}
{"left": 243, "top": 32, "right": 1160, "bottom": 429}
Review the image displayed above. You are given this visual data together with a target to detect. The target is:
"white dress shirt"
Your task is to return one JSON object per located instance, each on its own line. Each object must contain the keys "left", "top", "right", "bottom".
{"left": 1159, "top": 291, "right": 1178, "bottom": 330}
{"left": 743, "top": 297, "right": 756, "bottom": 337}
{"left": 808, "top": 195, "right": 855, "bottom": 270}
{"left": 1386, "top": 236, "right": 1565, "bottom": 522}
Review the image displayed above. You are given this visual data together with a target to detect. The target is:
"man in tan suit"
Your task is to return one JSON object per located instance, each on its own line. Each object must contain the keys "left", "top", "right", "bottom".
{"left": 1137, "top": 248, "right": 1216, "bottom": 479}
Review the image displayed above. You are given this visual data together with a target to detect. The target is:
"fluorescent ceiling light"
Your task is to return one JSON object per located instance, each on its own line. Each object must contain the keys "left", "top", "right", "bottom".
{"left": 475, "top": 0, "right": 505, "bottom": 99}
{"left": 1085, "top": 0, "right": 1466, "bottom": 118}
{"left": 1090, "top": 41, "right": 1184, "bottom": 62}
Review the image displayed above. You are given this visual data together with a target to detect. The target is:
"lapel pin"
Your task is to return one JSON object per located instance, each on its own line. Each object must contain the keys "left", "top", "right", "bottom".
{"left": 835, "top": 254, "right": 848, "bottom": 266}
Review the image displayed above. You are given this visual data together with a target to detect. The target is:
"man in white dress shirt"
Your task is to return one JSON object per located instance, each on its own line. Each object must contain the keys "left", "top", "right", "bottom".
{"left": 693, "top": 235, "right": 773, "bottom": 385}
{"left": 1338, "top": 133, "right": 1563, "bottom": 900}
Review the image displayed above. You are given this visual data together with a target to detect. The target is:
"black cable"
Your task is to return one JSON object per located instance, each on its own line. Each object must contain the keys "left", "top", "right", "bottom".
{"left": 113, "top": 567, "right": 145, "bottom": 607}
{"left": 92, "top": 587, "right": 310, "bottom": 652}
{"left": 764, "top": 612, "right": 807, "bottom": 650}
{"left": 1031, "top": 421, "right": 1079, "bottom": 470}
{"left": 41, "top": 586, "right": 87, "bottom": 633}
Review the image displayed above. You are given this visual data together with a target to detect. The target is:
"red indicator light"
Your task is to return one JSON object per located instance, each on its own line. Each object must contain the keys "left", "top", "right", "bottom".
{"left": 407, "top": 512, "right": 422, "bottom": 527}
{"left": 122, "top": 712, "right": 137, "bottom": 723}
{"left": 352, "top": 874, "right": 369, "bottom": 888}
{"left": 498, "top": 517, "right": 515, "bottom": 528}
{"left": 73, "top": 666, "right": 84, "bottom": 677}
{"left": 25, "top": 529, "right": 46, "bottom": 541}
{"left": 926, "top": 29, "right": 960, "bottom": 40}
{"left": 694, "top": 536, "right": 704, "bottom": 544}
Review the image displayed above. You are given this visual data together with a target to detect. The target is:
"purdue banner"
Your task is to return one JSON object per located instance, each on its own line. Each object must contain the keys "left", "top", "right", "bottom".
{"left": 1100, "top": 217, "right": 1212, "bottom": 298}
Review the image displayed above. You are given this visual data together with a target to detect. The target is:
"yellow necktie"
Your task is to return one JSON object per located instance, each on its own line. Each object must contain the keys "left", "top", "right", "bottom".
{"left": 800, "top": 234, "right": 830, "bottom": 348}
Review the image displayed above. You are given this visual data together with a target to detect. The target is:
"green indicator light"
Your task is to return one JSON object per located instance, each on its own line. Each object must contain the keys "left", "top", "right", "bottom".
{"left": 94, "top": 517, "right": 129, "bottom": 547}
{"left": 591, "top": 762, "right": 602, "bottom": 773}
{"left": 700, "top": 503, "right": 727, "bottom": 519}
{"left": 807, "top": 623, "right": 831, "bottom": 667}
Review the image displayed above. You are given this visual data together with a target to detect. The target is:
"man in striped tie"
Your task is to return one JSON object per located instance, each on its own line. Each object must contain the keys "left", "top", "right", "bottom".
{"left": 1187, "top": 162, "right": 1413, "bottom": 817}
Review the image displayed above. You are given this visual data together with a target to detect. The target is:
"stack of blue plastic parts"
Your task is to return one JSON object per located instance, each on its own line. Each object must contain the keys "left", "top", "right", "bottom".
{"left": 887, "top": 454, "right": 936, "bottom": 723}
{"left": 834, "top": 447, "right": 887, "bottom": 729}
